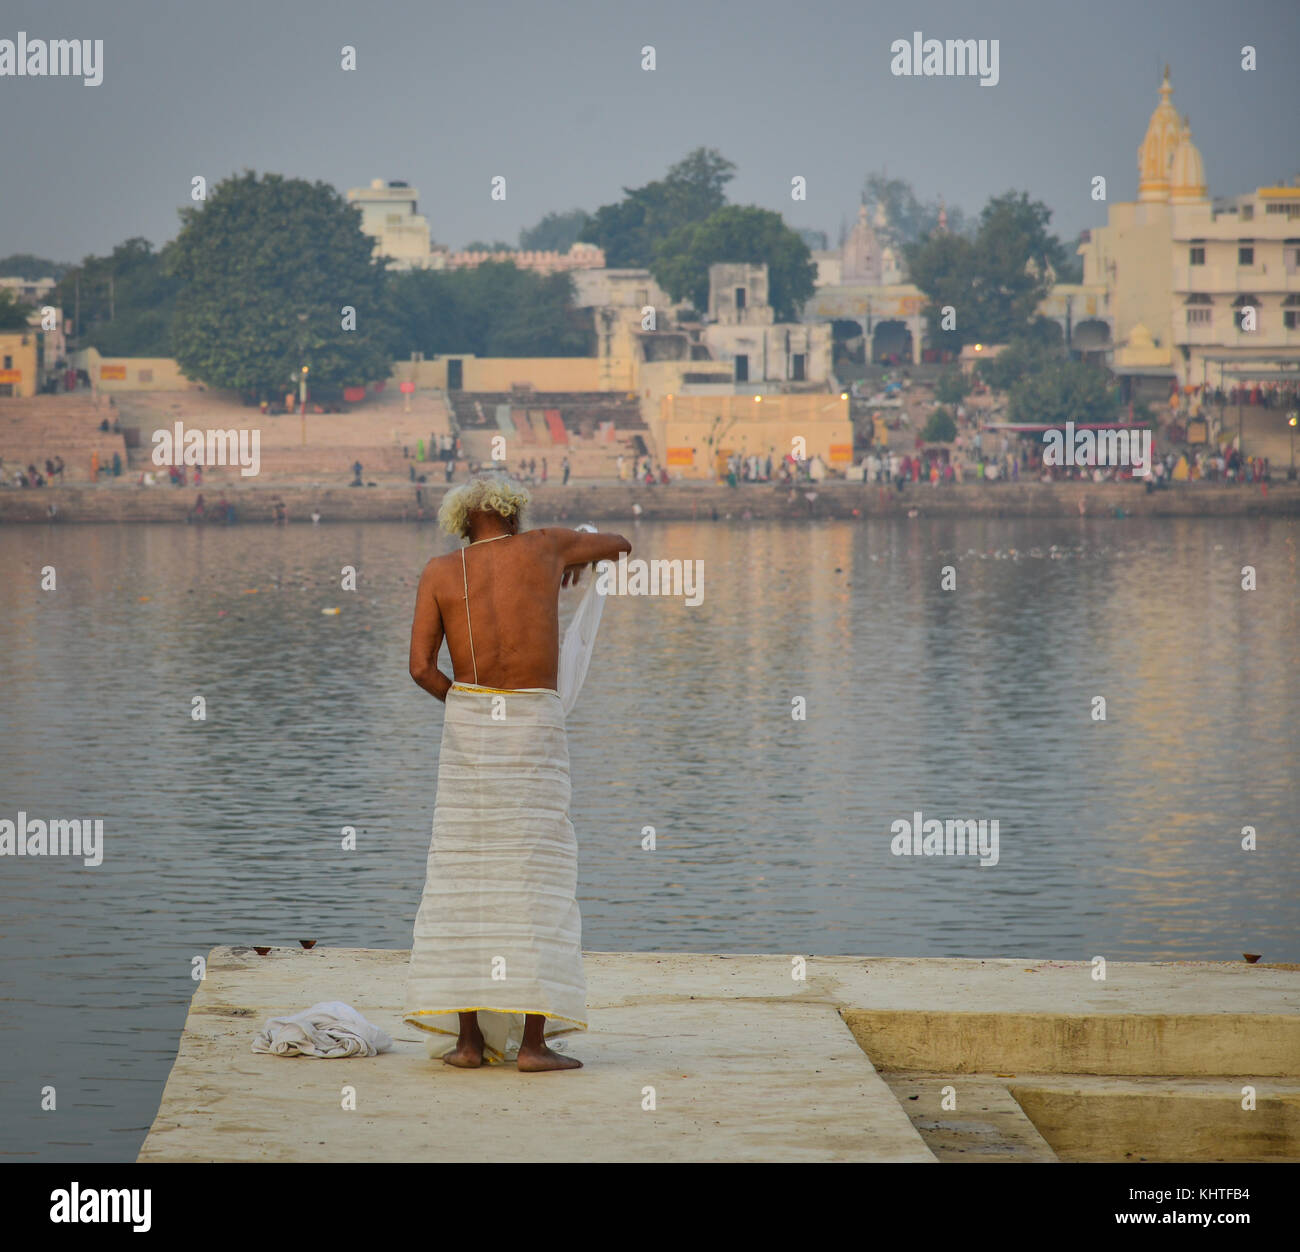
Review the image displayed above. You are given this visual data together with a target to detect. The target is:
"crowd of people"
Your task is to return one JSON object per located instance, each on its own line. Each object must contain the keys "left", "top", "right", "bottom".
{"left": 1, "top": 455, "right": 65, "bottom": 488}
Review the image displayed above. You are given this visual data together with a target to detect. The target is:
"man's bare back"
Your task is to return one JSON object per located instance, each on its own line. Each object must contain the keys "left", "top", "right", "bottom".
{"left": 409, "top": 517, "right": 631, "bottom": 699}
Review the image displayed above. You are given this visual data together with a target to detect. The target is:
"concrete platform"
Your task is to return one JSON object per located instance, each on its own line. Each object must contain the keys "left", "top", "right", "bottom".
{"left": 139, "top": 949, "right": 1300, "bottom": 1163}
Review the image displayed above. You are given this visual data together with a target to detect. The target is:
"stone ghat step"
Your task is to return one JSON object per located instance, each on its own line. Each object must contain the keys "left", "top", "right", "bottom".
{"left": 136, "top": 950, "right": 1300, "bottom": 1164}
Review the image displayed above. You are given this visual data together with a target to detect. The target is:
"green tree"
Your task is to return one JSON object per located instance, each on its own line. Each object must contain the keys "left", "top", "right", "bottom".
{"left": 166, "top": 172, "right": 393, "bottom": 397}
{"left": 53, "top": 238, "right": 179, "bottom": 354}
{"left": 462, "top": 240, "right": 515, "bottom": 252}
{"left": 0, "top": 289, "right": 31, "bottom": 329}
{"left": 862, "top": 173, "right": 970, "bottom": 243}
{"left": 0, "top": 253, "right": 68, "bottom": 281}
{"left": 923, "top": 407, "right": 957, "bottom": 442}
{"left": 389, "top": 262, "right": 591, "bottom": 358}
{"left": 651, "top": 205, "right": 816, "bottom": 321}
{"left": 906, "top": 191, "right": 1072, "bottom": 349}
{"left": 580, "top": 147, "right": 736, "bottom": 267}
{"left": 519, "top": 210, "right": 589, "bottom": 252}
{"left": 934, "top": 365, "right": 969, "bottom": 405}
{"left": 1007, "top": 359, "right": 1118, "bottom": 426}
{"left": 975, "top": 334, "right": 1063, "bottom": 392}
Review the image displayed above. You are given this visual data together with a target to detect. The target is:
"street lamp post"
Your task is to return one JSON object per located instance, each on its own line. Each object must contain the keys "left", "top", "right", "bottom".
{"left": 300, "top": 365, "right": 309, "bottom": 446}
{"left": 296, "top": 311, "right": 310, "bottom": 446}
{"left": 1289, "top": 412, "right": 1297, "bottom": 480}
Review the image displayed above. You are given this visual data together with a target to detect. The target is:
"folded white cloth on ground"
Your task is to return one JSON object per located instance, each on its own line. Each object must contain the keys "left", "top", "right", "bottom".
{"left": 251, "top": 1000, "right": 394, "bottom": 1058}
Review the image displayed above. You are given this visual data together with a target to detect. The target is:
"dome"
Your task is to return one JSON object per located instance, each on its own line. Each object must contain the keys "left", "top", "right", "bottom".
{"left": 1169, "top": 116, "right": 1208, "bottom": 203}
{"left": 1137, "top": 65, "right": 1181, "bottom": 202}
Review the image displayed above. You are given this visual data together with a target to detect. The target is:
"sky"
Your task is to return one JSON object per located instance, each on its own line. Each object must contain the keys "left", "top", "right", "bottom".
{"left": 2, "top": 0, "right": 1298, "bottom": 267}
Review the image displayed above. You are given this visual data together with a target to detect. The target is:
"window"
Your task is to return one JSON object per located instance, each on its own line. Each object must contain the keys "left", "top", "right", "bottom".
{"left": 734, "top": 354, "right": 749, "bottom": 382}
{"left": 1285, "top": 297, "right": 1300, "bottom": 330}
{"left": 734, "top": 287, "right": 746, "bottom": 310}
{"left": 1241, "top": 204, "right": 1254, "bottom": 222}
{"left": 792, "top": 353, "right": 806, "bottom": 381}
{"left": 1189, "top": 246, "right": 1205, "bottom": 265}
{"left": 2, "top": 355, "right": 10, "bottom": 369}
{"left": 1238, "top": 245, "right": 1254, "bottom": 265}
{"left": 1187, "top": 308, "right": 1212, "bottom": 325}
{"left": 1286, "top": 246, "right": 1300, "bottom": 274}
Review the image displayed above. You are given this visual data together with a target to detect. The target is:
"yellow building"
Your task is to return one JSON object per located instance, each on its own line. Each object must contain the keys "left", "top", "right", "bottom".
{"left": 1080, "top": 66, "right": 1300, "bottom": 388}
{"left": 661, "top": 392, "right": 852, "bottom": 479}
{"left": 0, "top": 329, "right": 39, "bottom": 398}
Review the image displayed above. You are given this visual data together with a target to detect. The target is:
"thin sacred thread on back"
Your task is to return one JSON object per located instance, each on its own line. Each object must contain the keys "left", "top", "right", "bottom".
{"left": 460, "top": 532, "right": 510, "bottom": 688}
{"left": 460, "top": 546, "right": 478, "bottom": 685}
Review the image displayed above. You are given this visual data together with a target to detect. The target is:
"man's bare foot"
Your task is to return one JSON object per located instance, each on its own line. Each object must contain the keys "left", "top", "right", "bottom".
{"left": 516, "top": 1044, "right": 583, "bottom": 1072}
{"left": 442, "top": 1038, "right": 485, "bottom": 1068}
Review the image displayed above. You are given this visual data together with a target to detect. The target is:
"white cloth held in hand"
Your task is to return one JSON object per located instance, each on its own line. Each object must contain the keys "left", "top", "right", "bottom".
{"left": 252, "top": 1000, "right": 394, "bottom": 1058}
{"left": 557, "top": 523, "right": 609, "bottom": 716}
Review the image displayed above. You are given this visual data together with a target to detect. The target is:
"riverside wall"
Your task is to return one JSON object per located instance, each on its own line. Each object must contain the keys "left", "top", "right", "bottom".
{"left": 2, "top": 480, "right": 1298, "bottom": 525}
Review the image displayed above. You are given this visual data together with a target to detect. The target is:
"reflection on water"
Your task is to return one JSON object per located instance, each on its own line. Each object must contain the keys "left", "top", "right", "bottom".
{"left": 1, "top": 516, "right": 1297, "bottom": 1159}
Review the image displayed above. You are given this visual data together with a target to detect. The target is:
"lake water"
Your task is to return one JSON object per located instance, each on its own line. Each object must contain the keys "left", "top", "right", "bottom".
{"left": 1, "top": 516, "right": 1297, "bottom": 1160}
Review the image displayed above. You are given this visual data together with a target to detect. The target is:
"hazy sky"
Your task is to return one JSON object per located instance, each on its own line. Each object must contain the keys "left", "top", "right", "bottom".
{"left": 3, "top": 0, "right": 1298, "bottom": 266}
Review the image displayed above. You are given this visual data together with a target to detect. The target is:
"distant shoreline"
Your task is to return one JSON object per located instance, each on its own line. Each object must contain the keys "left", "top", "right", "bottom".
{"left": 2, "top": 479, "right": 1298, "bottom": 524}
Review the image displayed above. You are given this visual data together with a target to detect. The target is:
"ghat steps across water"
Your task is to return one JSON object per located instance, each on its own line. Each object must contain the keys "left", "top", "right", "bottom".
{"left": 3, "top": 480, "right": 1300, "bottom": 524}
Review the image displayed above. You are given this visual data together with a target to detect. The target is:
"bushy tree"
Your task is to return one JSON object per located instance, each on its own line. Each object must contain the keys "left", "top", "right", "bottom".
{"left": 906, "top": 191, "right": 1074, "bottom": 349}
{"left": 519, "top": 210, "right": 590, "bottom": 252}
{"left": 975, "top": 333, "right": 1063, "bottom": 392}
{"left": 0, "top": 289, "right": 31, "bottom": 330}
{"left": 934, "top": 366, "right": 969, "bottom": 405}
{"left": 1007, "top": 359, "right": 1118, "bottom": 426}
{"left": 0, "top": 253, "right": 68, "bottom": 281}
{"left": 862, "top": 173, "right": 970, "bottom": 244}
{"left": 53, "top": 238, "right": 179, "bottom": 354}
{"left": 167, "top": 171, "right": 393, "bottom": 397}
{"left": 389, "top": 262, "right": 591, "bottom": 358}
{"left": 651, "top": 205, "right": 816, "bottom": 321}
{"left": 580, "top": 147, "right": 735, "bottom": 267}
{"left": 923, "top": 407, "right": 958, "bottom": 442}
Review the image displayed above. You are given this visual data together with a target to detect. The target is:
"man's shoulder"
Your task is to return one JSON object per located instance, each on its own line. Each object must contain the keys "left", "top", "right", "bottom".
{"left": 420, "top": 549, "right": 461, "bottom": 579}
{"left": 523, "top": 526, "right": 568, "bottom": 546}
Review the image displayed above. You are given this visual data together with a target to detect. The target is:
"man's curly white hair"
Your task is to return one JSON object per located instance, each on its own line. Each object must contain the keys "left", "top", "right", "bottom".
{"left": 438, "top": 474, "right": 531, "bottom": 539}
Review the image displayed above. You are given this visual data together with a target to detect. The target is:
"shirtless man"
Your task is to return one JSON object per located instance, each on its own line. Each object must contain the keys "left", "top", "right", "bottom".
{"left": 407, "top": 476, "right": 630, "bottom": 1071}
{"left": 408, "top": 500, "right": 630, "bottom": 699}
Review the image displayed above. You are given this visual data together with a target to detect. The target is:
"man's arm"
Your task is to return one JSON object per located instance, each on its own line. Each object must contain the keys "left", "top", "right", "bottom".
{"left": 543, "top": 528, "right": 632, "bottom": 586}
{"left": 408, "top": 559, "right": 452, "bottom": 701}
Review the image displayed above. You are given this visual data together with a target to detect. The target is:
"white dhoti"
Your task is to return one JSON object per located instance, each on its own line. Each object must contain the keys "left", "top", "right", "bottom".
{"left": 404, "top": 684, "right": 587, "bottom": 1063}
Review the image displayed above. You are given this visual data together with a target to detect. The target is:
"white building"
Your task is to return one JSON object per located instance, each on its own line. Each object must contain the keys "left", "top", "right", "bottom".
{"left": 703, "top": 263, "right": 830, "bottom": 384}
{"left": 346, "top": 179, "right": 433, "bottom": 269}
